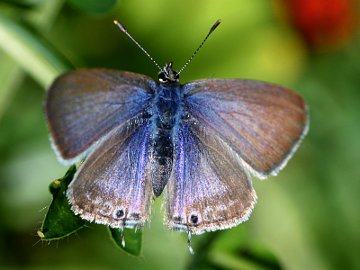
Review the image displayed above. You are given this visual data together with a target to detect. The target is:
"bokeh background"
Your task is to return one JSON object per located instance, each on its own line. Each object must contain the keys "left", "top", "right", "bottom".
{"left": 0, "top": 0, "right": 359, "bottom": 269}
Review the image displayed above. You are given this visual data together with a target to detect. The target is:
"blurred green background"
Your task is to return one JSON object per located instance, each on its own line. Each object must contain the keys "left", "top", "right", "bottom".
{"left": 0, "top": 0, "right": 359, "bottom": 269}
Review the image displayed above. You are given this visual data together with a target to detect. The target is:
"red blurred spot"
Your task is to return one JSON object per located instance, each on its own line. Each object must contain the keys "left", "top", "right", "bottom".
{"left": 280, "top": 0, "right": 358, "bottom": 50}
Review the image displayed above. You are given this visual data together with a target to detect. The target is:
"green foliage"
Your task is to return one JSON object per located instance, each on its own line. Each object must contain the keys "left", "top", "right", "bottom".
{"left": 109, "top": 227, "right": 143, "bottom": 257}
{"left": 0, "top": 11, "right": 71, "bottom": 88}
{"left": 66, "top": 0, "right": 117, "bottom": 14}
{"left": 38, "top": 166, "right": 87, "bottom": 240}
{"left": 187, "top": 230, "right": 282, "bottom": 270}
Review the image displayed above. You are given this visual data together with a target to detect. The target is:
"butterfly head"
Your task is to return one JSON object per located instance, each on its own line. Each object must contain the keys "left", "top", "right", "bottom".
{"left": 158, "top": 62, "right": 179, "bottom": 84}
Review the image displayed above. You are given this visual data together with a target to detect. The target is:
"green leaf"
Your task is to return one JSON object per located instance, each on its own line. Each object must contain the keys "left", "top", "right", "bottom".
{"left": 25, "top": 0, "right": 65, "bottom": 32}
{"left": 205, "top": 242, "right": 283, "bottom": 270}
{"left": 0, "top": 52, "right": 24, "bottom": 119}
{"left": 38, "top": 165, "right": 88, "bottom": 240}
{"left": 0, "top": 11, "right": 71, "bottom": 88}
{"left": 66, "top": 0, "right": 117, "bottom": 14}
{"left": 187, "top": 229, "right": 282, "bottom": 270}
{"left": 0, "top": 0, "right": 37, "bottom": 9}
{"left": 109, "top": 227, "right": 142, "bottom": 256}
{"left": 0, "top": 1, "right": 65, "bottom": 120}
{"left": 234, "top": 242, "right": 282, "bottom": 270}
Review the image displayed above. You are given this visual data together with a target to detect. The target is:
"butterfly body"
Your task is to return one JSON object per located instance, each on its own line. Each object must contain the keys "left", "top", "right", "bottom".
{"left": 150, "top": 79, "right": 182, "bottom": 196}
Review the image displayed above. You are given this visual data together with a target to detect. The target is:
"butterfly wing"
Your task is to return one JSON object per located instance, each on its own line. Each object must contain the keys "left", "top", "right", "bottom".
{"left": 182, "top": 79, "right": 308, "bottom": 178}
{"left": 166, "top": 118, "right": 257, "bottom": 234}
{"left": 67, "top": 118, "right": 154, "bottom": 228}
{"left": 165, "top": 79, "right": 307, "bottom": 234}
{"left": 45, "top": 69, "right": 155, "bottom": 164}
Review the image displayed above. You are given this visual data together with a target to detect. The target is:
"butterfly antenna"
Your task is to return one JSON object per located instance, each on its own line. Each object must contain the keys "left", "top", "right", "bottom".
{"left": 177, "top": 19, "right": 221, "bottom": 75}
{"left": 114, "top": 20, "right": 163, "bottom": 73}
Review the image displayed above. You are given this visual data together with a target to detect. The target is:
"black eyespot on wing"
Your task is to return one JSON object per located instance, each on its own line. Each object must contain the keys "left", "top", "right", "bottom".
{"left": 115, "top": 209, "right": 125, "bottom": 219}
{"left": 190, "top": 214, "right": 199, "bottom": 225}
{"left": 67, "top": 121, "right": 154, "bottom": 229}
{"left": 166, "top": 120, "right": 257, "bottom": 235}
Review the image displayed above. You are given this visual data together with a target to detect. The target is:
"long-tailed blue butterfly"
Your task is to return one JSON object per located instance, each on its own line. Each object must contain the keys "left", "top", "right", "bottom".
{"left": 45, "top": 20, "right": 308, "bottom": 251}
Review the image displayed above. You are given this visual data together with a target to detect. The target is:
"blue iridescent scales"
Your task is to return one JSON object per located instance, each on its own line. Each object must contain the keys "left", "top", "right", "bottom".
{"left": 46, "top": 68, "right": 308, "bottom": 235}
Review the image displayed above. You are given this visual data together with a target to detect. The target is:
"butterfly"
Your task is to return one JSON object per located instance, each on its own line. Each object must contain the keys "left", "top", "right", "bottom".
{"left": 45, "top": 19, "right": 308, "bottom": 245}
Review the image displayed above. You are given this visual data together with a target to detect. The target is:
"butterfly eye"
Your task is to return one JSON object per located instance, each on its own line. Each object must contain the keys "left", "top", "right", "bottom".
{"left": 114, "top": 208, "right": 125, "bottom": 219}
{"left": 158, "top": 72, "right": 168, "bottom": 83}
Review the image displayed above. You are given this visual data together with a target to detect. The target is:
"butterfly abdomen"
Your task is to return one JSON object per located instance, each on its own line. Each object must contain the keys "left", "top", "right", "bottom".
{"left": 150, "top": 85, "right": 181, "bottom": 197}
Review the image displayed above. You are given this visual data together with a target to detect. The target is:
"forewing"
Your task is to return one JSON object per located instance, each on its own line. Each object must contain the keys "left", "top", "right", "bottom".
{"left": 183, "top": 79, "right": 308, "bottom": 178}
{"left": 45, "top": 69, "right": 155, "bottom": 163}
{"left": 67, "top": 118, "right": 154, "bottom": 228}
{"left": 166, "top": 119, "right": 257, "bottom": 234}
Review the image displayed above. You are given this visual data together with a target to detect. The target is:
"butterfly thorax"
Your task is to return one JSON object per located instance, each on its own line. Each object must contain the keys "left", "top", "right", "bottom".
{"left": 150, "top": 67, "right": 181, "bottom": 197}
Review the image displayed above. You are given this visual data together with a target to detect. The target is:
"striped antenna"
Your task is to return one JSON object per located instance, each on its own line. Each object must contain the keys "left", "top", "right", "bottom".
{"left": 177, "top": 19, "right": 221, "bottom": 75}
{"left": 114, "top": 20, "right": 163, "bottom": 73}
